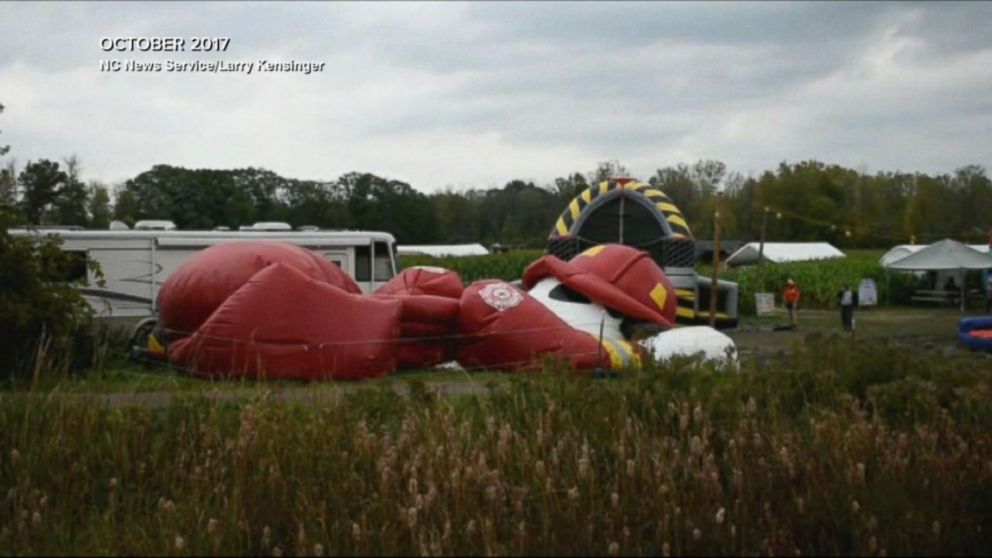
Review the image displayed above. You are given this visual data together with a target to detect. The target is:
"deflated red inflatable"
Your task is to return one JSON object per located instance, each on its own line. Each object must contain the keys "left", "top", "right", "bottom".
{"left": 375, "top": 265, "right": 464, "bottom": 299}
{"left": 157, "top": 242, "right": 360, "bottom": 341}
{"left": 456, "top": 279, "right": 642, "bottom": 371}
{"left": 155, "top": 241, "right": 673, "bottom": 380}
{"left": 374, "top": 267, "right": 463, "bottom": 369}
{"left": 523, "top": 244, "right": 677, "bottom": 328}
{"left": 168, "top": 263, "right": 401, "bottom": 380}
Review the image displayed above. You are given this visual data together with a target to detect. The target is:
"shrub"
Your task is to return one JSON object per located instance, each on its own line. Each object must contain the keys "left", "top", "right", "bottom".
{"left": 0, "top": 224, "right": 99, "bottom": 381}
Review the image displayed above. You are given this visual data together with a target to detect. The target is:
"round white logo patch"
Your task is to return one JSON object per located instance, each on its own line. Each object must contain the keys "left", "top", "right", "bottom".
{"left": 479, "top": 282, "right": 524, "bottom": 312}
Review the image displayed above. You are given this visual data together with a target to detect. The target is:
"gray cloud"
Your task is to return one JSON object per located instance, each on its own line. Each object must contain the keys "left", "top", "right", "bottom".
{"left": 0, "top": 1, "right": 989, "bottom": 191}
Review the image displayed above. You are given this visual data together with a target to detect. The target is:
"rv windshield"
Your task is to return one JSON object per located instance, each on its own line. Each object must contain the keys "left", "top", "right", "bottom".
{"left": 374, "top": 241, "right": 394, "bottom": 281}
{"left": 355, "top": 242, "right": 396, "bottom": 282}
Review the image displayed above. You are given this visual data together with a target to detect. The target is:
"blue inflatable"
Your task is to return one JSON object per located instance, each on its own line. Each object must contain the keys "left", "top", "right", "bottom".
{"left": 958, "top": 317, "right": 992, "bottom": 353}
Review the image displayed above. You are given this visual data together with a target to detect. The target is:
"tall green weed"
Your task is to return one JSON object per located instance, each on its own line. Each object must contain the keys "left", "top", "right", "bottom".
{"left": 2, "top": 338, "right": 990, "bottom": 555}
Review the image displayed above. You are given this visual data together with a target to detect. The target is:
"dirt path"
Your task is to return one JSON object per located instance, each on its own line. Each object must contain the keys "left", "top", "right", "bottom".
{"left": 729, "top": 307, "right": 971, "bottom": 355}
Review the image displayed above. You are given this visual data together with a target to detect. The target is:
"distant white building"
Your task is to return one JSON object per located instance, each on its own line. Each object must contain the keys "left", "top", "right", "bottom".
{"left": 725, "top": 242, "right": 845, "bottom": 267}
{"left": 397, "top": 243, "right": 490, "bottom": 258}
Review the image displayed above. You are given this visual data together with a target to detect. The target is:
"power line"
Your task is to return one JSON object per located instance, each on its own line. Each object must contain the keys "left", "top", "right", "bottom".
{"left": 744, "top": 201, "right": 963, "bottom": 244}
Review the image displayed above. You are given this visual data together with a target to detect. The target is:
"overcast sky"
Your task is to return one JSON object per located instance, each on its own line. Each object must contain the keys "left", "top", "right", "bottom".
{"left": 1, "top": 1, "right": 990, "bottom": 191}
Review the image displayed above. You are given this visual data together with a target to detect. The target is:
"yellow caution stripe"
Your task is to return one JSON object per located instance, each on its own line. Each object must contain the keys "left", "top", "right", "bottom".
{"left": 147, "top": 333, "right": 166, "bottom": 355}
{"left": 676, "top": 307, "right": 697, "bottom": 319}
{"left": 601, "top": 339, "right": 623, "bottom": 369}
{"left": 549, "top": 178, "right": 693, "bottom": 240}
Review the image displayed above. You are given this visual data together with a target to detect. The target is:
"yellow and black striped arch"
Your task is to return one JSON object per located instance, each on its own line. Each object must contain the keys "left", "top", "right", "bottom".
{"left": 550, "top": 180, "right": 693, "bottom": 239}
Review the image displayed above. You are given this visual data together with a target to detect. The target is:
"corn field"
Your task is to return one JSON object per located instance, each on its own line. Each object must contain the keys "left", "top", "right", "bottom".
{"left": 2, "top": 336, "right": 991, "bottom": 555}
{"left": 399, "top": 250, "right": 544, "bottom": 283}
{"left": 714, "top": 251, "right": 924, "bottom": 313}
{"left": 402, "top": 249, "right": 927, "bottom": 313}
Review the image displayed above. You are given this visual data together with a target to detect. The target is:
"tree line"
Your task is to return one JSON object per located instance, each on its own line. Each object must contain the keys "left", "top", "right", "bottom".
{"left": 3, "top": 106, "right": 990, "bottom": 247}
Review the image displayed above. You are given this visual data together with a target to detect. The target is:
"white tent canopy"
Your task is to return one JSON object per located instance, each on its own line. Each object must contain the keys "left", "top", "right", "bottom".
{"left": 879, "top": 243, "right": 990, "bottom": 267}
{"left": 884, "top": 239, "right": 992, "bottom": 311}
{"left": 879, "top": 245, "right": 924, "bottom": 267}
{"left": 725, "top": 242, "right": 845, "bottom": 267}
{"left": 885, "top": 239, "right": 992, "bottom": 271}
{"left": 397, "top": 243, "right": 490, "bottom": 258}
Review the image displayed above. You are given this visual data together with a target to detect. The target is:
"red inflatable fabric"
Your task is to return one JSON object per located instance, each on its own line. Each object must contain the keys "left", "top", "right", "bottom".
{"left": 157, "top": 241, "right": 360, "bottom": 341}
{"left": 456, "top": 280, "right": 642, "bottom": 371}
{"left": 522, "top": 244, "right": 676, "bottom": 328}
{"left": 374, "top": 267, "right": 464, "bottom": 369}
{"left": 375, "top": 266, "right": 464, "bottom": 299}
{"left": 168, "top": 263, "right": 401, "bottom": 381}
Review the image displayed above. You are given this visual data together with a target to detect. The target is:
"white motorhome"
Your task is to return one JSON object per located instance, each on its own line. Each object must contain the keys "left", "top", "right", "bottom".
{"left": 7, "top": 226, "right": 398, "bottom": 318}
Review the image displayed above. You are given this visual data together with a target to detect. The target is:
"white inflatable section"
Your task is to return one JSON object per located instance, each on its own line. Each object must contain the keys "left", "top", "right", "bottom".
{"left": 639, "top": 326, "right": 738, "bottom": 367}
{"left": 410, "top": 265, "right": 450, "bottom": 274}
{"left": 528, "top": 277, "right": 623, "bottom": 341}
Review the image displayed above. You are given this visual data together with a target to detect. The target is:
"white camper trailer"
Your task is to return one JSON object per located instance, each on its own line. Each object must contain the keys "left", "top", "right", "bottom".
{"left": 7, "top": 226, "right": 399, "bottom": 319}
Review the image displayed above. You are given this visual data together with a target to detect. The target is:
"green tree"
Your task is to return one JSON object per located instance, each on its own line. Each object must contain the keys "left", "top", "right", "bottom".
{"left": 112, "top": 184, "right": 140, "bottom": 226}
{"left": 0, "top": 102, "right": 9, "bottom": 158}
{"left": 87, "top": 182, "right": 112, "bottom": 229}
{"left": 336, "top": 172, "right": 437, "bottom": 243}
{"left": 0, "top": 226, "right": 95, "bottom": 378}
{"left": 587, "top": 160, "right": 630, "bottom": 184}
{"left": 281, "top": 178, "right": 353, "bottom": 230}
{"left": 553, "top": 172, "right": 589, "bottom": 202}
{"left": 690, "top": 159, "right": 726, "bottom": 197}
{"left": 0, "top": 103, "right": 23, "bottom": 225}
{"left": 50, "top": 156, "right": 89, "bottom": 226}
{"left": 232, "top": 167, "right": 291, "bottom": 222}
{"left": 0, "top": 161, "right": 17, "bottom": 208}
{"left": 118, "top": 165, "right": 248, "bottom": 229}
{"left": 951, "top": 165, "right": 992, "bottom": 240}
{"left": 18, "top": 159, "right": 67, "bottom": 225}
{"left": 649, "top": 164, "right": 698, "bottom": 222}
{"left": 904, "top": 173, "right": 958, "bottom": 242}
{"left": 430, "top": 188, "right": 485, "bottom": 243}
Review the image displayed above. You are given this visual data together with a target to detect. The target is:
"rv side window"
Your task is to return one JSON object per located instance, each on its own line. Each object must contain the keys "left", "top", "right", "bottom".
{"left": 354, "top": 246, "right": 371, "bottom": 282}
{"left": 63, "top": 251, "right": 88, "bottom": 282}
{"left": 374, "top": 242, "right": 394, "bottom": 281}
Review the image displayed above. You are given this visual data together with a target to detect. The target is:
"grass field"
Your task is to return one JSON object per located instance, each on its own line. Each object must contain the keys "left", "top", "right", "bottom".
{"left": 3, "top": 247, "right": 991, "bottom": 555}
{"left": 2, "top": 305, "right": 992, "bottom": 555}
{"left": 3, "top": 305, "right": 975, "bottom": 397}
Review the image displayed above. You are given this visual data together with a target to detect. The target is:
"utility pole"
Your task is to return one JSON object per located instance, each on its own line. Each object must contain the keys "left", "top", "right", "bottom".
{"left": 756, "top": 206, "right": 769, "bottom": 293}
{"left": 709, "top": 194, "right": 722, "bottom": 328}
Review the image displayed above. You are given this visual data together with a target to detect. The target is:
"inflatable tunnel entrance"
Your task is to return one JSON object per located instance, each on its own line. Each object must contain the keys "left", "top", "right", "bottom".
{"left": 546, "top": 178, "right": 738, "bottom": 328}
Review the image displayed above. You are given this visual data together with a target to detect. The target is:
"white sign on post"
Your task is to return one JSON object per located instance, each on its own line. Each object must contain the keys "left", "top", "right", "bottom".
{"left": 755, "top": 292, "right": 775, "bottom": 316}
{"left": 858, "top": 278, "right": 878, "bottom": 307}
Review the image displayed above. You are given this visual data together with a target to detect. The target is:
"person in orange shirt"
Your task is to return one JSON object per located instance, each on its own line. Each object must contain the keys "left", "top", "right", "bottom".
{"left": 783, "top": 278, "right": 801, "bottom": 329}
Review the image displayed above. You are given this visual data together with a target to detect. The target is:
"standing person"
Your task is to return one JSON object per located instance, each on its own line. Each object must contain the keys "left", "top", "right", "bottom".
{"left": 837, "top": 283, "right": 859, "bottom": 332}
{"left": 944, "top": 275, "right": 960, "bottom": 306}
{"left": 984, "top": 271, "right": 992, "bottom": 314}
{"left": 783, "top": 278, "right": 801, "bottom": 329}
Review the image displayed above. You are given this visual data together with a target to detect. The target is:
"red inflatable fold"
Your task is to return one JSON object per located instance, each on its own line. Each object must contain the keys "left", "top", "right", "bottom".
{"left": 157, "top": 241, "right": 361, "bottom": 342}
{"left": 168, "top": 263, "right": 400, "bottom": 381}
{"left": 375, "top": 266, "right": 464, "bottom": 299}
{"left": 374, "top": 267, "right": 464, "bottom": 369}
{"left": 457, "top": 280, "right": 640, "bottom": 371}
{"left": 522, "top": 245, "right": 677, "bottom": 328}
